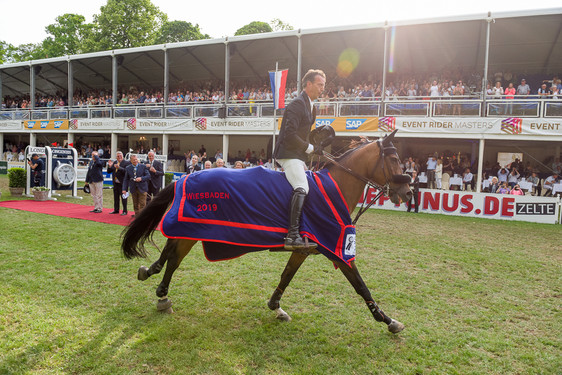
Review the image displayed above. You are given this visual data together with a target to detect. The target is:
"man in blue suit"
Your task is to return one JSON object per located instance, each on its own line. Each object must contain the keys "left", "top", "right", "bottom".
{"left": 122, "top": 154, "right": 150, "bottom": 217}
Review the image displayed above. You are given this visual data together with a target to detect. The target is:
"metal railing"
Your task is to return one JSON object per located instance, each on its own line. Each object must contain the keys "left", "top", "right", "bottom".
{"left": 1, "top": 98, "right": 561, "bottom": 121}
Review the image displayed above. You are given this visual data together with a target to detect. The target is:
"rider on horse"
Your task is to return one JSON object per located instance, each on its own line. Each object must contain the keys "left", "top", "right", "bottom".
{"left": 274, "top": 69, "right": 328, "bottom": 251}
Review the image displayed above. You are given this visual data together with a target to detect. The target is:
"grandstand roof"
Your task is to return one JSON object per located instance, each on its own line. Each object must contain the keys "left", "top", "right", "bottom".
{"left": 1, "top": 8, "right": 561, "bottom": 97}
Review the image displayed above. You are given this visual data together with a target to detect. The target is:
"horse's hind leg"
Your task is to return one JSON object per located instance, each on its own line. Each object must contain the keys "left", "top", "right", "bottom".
{"left": 268, "top": 252, "right": 308, "bottom": 322}
{"left": 338, "top": 260, "right": 405, "bottom": 334}
{"left": 155, "top": 239, "right": 197, "bottom": 313}
{"left": 137, "top": 239, "right": 175, "bottom": 281}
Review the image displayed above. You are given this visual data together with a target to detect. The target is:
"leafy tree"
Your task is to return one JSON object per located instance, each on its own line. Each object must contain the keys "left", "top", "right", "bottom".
{"left": 154, "top": 21, "right": 210, "bottom": 44}
{"left": 234, "top": 21, "right": 272, "bottom": 36}
{"left": 42, "top": 14, "right": 92, "bottom": 57}
{"left": 91, "top": 0, "right": 168, "bottom": 50}
{"left": 270, "top": 18, "right": 294, "bottom": 32}
{"left": 0, "top": 41, "right": 16, "bottom": 64}
{"left": 10, "top": 43, "right": 47, "bottom": 62}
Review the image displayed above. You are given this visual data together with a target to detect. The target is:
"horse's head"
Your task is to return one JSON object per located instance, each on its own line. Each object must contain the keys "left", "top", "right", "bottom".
{"left": 370, "top": 130, "right": 412, "bottom": 205}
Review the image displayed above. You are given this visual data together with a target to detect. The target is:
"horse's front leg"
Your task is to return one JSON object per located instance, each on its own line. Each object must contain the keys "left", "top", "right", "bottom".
{"left": 268, "top": 251, "right": 309, "bottom": 322}
{"left": 137, "top": 238, "right": 175, "bottom": 281}
{"left": 338, "top": 260, "right": 405, "bottom": 334}
{"left": 155, "top": 239, "right": 196, "bottom": 313}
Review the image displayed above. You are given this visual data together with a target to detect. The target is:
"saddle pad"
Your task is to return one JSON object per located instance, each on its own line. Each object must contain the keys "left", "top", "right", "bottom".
{"left": 161, "top": 167, "right": 356, "bottom": 266}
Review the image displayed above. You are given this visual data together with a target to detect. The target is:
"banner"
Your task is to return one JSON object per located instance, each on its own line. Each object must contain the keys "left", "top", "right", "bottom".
{"left": 69, "top": 118, "right": 124, "bottom": 131}
{"left": 25, "top": 120, "right": 69, "bottom": 130}
{"left": 313, "top": 117, "right": 562, "bottom": 135}
{"left": 360, "top": 188, "right": 560, "bottom": 224}
{"left": 195, "top": 117, "right": 273, "bottom": 131}
{"left": 136, "top": 119, "right": 193, "bottom": 131}
{"left": 0, "top": 121, "right": 22, "bottom": 130}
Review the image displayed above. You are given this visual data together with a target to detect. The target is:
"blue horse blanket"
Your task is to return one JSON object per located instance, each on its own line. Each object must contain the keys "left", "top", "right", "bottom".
{"left": 161, "top": 167, "right": 356, "bottom": 266}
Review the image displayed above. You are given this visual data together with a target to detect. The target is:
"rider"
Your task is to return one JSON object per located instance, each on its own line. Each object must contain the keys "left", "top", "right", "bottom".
{"left": 274, "top": 69, "right": 326, "bottom": 250}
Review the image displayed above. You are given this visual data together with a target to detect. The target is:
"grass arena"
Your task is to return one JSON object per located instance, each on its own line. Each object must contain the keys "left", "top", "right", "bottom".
{"left": 0, "top": 174, "right": 560, "bottom": 374}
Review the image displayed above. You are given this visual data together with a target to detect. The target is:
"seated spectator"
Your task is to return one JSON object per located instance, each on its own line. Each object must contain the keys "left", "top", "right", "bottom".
{"left": 204, "top": 160, "right": 212, "bottom": 169}
{"left": 507, "top": 168, "right": 520, "bottom": 188}
{"left": 510, "top": 184, "right": 524, "bottom": 195}
{"left": 527, "top": 172, "right": 540, "bottom": 196}
{"left": 214, "top": 158, "right": 226, "bottom": 168}
{"left": 497, "top": 182, "right": 510, "bottom": 194}
{"left": 489, "top": 176, "right": 500, "bottom": 193}
{"left": 462, "top": 168, "right": 473, "bottom": 191}
{"left": 543, "top": 173, "right": 559, "bottom": 196}
{"left": 497, "top": 167, "right": 510, "bottom": 183}
{"left": 234, "top": 160, "right": 244, "bottom": 169}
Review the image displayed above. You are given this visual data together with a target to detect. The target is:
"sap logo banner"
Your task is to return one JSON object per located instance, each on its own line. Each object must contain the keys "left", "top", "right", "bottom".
{"left": 316, "top": 119, "right": 335, "bottom": 127}
{"left": 346, "top": 119, "right": 366, "bottom": 129}
{"left": 54, "top": 121, "right": 64, "bottom": 129}
{"left": 40, "top": 121, "right": 49, "bottom": 129}
{"left": 27, "top": 121, "right": 36, "bottom": 129}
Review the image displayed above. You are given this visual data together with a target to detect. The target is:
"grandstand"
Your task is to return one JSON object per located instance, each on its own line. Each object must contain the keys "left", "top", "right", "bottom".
{"left": 0, "top": 8, "right": 561, "bottom": 190}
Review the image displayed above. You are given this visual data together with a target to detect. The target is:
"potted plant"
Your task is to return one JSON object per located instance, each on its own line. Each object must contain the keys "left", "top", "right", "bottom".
{"left": 32, "top": 186, "right": 50, "bottom": 201}
{"left": 8, "top": 168, "right": 26, "bottom": 196}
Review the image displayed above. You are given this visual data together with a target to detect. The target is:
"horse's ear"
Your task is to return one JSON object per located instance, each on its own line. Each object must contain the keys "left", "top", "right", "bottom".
{"left": 382, "top": 129, "right": 398, "bottom": 146}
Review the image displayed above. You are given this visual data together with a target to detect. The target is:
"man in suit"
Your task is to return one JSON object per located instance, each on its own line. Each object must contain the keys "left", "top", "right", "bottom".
{"left": 106, "top": 151, "right": 131, "bottom": 215}
{"left": 145, "top": 151, "right": 164, "bottom": 204}
{"left": 274, "top": 69, "right": 325, "bottom": 250}
{"left": 407, "top": 171, "right": 420, "bottom": 213}
{"left": 122, "top": 154, "right": 151, "bottom": 217}
{"left": 85, "top": 151, "right": 104, "bottom": 213}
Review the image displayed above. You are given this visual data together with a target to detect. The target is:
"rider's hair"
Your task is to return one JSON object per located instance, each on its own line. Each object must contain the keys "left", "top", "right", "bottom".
{"left": 302, "top": 69, "right": 326, "bottom": 86}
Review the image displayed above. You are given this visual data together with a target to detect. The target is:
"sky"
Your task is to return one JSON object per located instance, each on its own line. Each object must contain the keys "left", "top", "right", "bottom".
{"left": 0, "top": 0, "right": 560, "bottom": 46}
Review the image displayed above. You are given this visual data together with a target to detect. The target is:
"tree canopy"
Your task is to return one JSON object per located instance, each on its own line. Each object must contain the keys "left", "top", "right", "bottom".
{"left": 234, "top": 21, "right": 273, "bottom": 36}
{"left": 154, "top": 21, "right": 210, "bottom": 44}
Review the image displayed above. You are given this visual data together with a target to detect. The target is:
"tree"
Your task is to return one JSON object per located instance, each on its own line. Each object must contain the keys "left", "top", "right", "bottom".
{"left": 10, "top": 43, "right": 47, "bottom": 62}
{"left": 154, "top": 21, "right": 210, "bottom": 44}
{"left": 42, "top": 14, "right": 92, "bottom": 57}
{"left": 270, "top": 18, "right": 294, "bottom": 32}
{"left": 91, "top": 0, "right": 168, "bottom": 50}
{"left": 234, "top": 21, "right": 272, "bottom": 36}
{"left": 0, "top": 41, "right": 16, "bottom": 64}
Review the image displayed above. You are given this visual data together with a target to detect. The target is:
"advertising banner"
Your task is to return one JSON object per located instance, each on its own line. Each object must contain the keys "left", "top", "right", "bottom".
{"left": 360, "top": 188, "right": 560, "bottom": 224}
{"left": 196, "top": 117, "right": 273, "bottom": 131}
{"left": 0, "top": 121, "right": 22, "bottom": 130}
{"left": 136, "top": 119, "right": 193, "bottom": 131}
{"left": 25, "top": 120, "right": 69, "bottom": 130}
{"left": 69, "top": 119, "right": 124, "bottom": 131}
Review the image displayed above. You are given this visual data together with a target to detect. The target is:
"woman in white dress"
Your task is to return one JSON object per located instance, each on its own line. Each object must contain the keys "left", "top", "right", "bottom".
{"left": 435, "top": 158, "right": 443, "bottom": 189}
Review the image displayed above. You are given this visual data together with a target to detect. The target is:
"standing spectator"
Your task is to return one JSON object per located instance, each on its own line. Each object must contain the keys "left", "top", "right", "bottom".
{"left": 435, "top": 158, "right": 443, "bottom": 189}
{"left": 122, "top": 155, "right": 150, "bottom": 217}
{"left": 85, "top": 151, "right": 104, "bottom": 213}
{"left": 106, "top": 151, "right": 130, "bottom": 215}
{"left": 507, "top": 168, "right": 520, "bottom": 188}
{"left": 28, "top": 153, "right": 45, "bottom": 187}
{"left": 497, "top": 167, "right": 510, "bottom": 184}
{"left": 516, "top": 79, "right": 530, "bottom": 96}
{"left": 407, "top": 171, "right": 419, "bottom": 213}
{"left": 551, "top": 157, "right": 561, "bottom": 174}
{"left": 537, "top": 83, "right": 550, "bottom": 98}
{"left": 426, "top": 154, "right": 437, "bottom": 189}
{"left": 504, "top": 83, "right": 516, "bottom": 115}
{"left": 145, "top": 151, "right": 164, "bottom": 204}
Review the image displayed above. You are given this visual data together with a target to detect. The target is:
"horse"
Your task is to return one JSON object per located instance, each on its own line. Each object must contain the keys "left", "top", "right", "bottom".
{"left": 121, "top": 130, "right": 412, "bottom": 333}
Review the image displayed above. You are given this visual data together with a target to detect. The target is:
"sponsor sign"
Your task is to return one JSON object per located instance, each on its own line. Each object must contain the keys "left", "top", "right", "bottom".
{"left": 314, "top": 117, "right": 379, "bottom": 132}
{"left": 359, "top": 188, "right": 561, "bottom": 224}
{"left": 0, "top": 121, "right": 22, "bottom": 130}
{"left": 397, "top": 118, "right": 497, "bottom": 133}
{"left": 70, "top": 119, "right": 124, "bottom": 131}
{"left": 0, "top": 161, "right": 7, "bottom": 175}
{"left": 136, "top": 119, "right": 193, "bottom": 131}
{"left": 202, "top": 118, "right": 274, "bottom": 131}
{"left": 25, "top": 120, "right": 69, "bottom": 130}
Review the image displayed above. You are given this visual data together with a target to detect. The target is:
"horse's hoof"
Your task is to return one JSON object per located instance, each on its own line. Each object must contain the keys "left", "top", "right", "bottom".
{"left": 275, "top": 308, "right": 292, "bottom": 322}
{"left": 137, "top": 266, "right": 149, "bottom": 281}
{"left": 157, "top": 298, "right": 173, "bottom": 313}
{"left": 388, "top": 319, "right": 405, "bottom": 334}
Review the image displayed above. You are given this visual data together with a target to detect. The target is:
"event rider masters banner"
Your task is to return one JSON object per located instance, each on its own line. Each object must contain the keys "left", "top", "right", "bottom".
{"left": 311, "top": 117, "right": 562, "bottom": 135}
{"left": 25, "top": 120, "right": 69, "bottom": 130}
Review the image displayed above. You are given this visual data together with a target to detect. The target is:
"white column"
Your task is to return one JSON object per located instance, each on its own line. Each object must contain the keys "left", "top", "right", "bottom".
{"left": 476, "top": 138, "right": 485, "bottom": 193}
{"left": 67, "top": 133, "right": 74, "bottom": 148}
{"left": 222, "top": 134, "right": 229, "bottom": 164}
{"left": 30, "top": 133, "right": 37, "bottom": 147}
{"left": 162, "top": 133, "right": 169, "bottom": 156}
{"left": 0, "top": 133, "right": 3, "bottom": 160}
{"left": 111, "top": 133, "right": 118, "bottom": 158}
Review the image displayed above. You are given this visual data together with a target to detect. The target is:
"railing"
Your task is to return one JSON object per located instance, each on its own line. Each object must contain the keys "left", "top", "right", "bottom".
{"left": 1, "top": 98, "right": 561, "bottom": 121}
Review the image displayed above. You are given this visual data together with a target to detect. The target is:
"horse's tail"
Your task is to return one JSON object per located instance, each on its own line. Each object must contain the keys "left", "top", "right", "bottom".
{"left": 121, "top": 181, "right": 175, "bottom": 259}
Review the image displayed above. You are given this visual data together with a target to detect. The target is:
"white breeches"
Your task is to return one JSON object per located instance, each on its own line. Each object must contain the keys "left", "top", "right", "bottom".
{"left": 277, "top": 159, "right": 309, "bottom": 193}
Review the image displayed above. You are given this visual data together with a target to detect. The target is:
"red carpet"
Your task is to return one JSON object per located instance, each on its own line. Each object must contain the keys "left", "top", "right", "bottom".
{"left": 0, "top": 200, "right": 133, "bottom": 226}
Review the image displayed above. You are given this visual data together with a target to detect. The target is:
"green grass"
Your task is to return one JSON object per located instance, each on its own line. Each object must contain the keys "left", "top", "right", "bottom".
{"left": 0, "top": 175, "right": 560, "bottom": 374}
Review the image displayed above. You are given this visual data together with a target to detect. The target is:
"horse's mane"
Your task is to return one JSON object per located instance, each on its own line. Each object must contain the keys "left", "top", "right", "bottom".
{"left": 326, "top": 137, "right": 374, "bottom": 166}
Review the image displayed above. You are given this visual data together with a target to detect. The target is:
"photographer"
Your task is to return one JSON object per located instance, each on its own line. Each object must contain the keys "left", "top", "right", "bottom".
{"left": 510, "top": 184, "right": 524, "bottom": 195}
{"left": 28, "top": 154, "right": 45, "bottom": 187}
{"left": 507, "top": 168, "right": 520, "bottom": 189}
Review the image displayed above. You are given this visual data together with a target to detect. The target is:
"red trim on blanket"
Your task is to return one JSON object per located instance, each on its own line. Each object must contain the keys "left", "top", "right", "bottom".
{"left": 327, "top": 171, "right": 350, "bottom": 214}
{"left": 314, "top": 173, "right": 344, "bottom": 227}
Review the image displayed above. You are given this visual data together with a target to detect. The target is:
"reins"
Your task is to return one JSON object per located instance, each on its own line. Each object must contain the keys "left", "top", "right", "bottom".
{"left": 320, "top": 139, "right": 398, "bottom": 225}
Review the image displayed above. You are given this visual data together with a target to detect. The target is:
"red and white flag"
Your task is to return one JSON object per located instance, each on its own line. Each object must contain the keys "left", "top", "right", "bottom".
{"left": 269, "top": 69, "right": 288, "bottom": 110}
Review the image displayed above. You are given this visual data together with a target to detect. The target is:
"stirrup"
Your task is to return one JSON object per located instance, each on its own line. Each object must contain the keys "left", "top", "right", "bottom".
{"left": 284, "top": 236, "right": 317, "bottom": 251}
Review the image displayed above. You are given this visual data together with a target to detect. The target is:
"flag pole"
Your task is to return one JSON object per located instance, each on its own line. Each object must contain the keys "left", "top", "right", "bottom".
{"left": 272, "top": 61, "right": 278, "bottom": 170}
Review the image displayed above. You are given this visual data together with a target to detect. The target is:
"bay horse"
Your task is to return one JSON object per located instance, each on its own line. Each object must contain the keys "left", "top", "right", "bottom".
{"left": 121, "top": 130, "right": 412, "bottom": 333}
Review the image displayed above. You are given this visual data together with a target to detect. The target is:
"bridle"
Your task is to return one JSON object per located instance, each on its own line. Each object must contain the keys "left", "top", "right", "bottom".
{"left": 321, "top": 138, "right": 406, "bottom": 225}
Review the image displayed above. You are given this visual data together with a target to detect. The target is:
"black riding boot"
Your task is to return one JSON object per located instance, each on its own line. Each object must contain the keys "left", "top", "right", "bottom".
{"left": 284, "top": 188, "right": 317, "bottom": 250}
